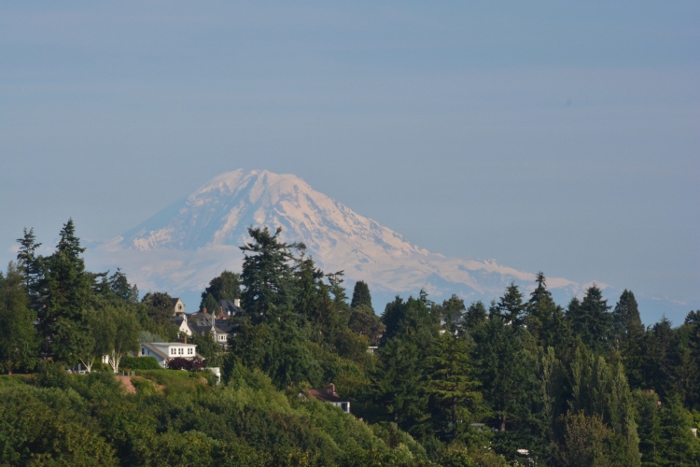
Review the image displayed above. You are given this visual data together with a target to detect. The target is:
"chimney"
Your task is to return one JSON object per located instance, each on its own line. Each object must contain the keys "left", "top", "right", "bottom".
{"left": 234, "top": 298, "right": 241, "bottom": 308}
{"left": 327, "top": 383, "right": 336, "bottom": 395}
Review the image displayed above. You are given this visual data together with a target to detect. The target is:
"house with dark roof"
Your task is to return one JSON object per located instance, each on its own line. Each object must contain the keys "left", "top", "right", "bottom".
{"left": 217, "top": 298, "right": 240, "bottom": 316}
{"left": 302, "top": 383, "right": 351, "bottom": 414}
{"left": 186, "top": 311, "right": 234, "bottom": 349}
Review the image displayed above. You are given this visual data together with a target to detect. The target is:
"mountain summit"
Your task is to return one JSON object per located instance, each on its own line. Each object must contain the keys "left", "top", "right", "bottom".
{"left": 102, "top": 169, "right": 588, "bottom": 305}
{"left": 123, "top": 169, "right": 425, "bottom": 258}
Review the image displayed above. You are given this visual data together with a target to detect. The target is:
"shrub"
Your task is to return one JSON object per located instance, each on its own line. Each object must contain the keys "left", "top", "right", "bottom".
{"left": 166, "top": 356, "right": 206, "bottom": 371}
{"left": 121, "top": 356, "right": 161, "bottom": 370}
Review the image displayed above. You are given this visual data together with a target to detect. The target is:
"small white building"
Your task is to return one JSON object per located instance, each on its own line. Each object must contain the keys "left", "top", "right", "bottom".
{"left": 140, "top": 342, "right": 200, "bottom": 368}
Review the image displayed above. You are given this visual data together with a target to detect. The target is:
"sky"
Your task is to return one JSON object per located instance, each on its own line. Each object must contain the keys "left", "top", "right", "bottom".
{"left": 1, "top": 1, "right": 699, "bottom": 319}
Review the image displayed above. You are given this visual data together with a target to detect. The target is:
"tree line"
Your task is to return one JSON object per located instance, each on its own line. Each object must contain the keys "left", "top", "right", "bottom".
{"left": 1, "top": 221, "right": 698, "bottom": 465}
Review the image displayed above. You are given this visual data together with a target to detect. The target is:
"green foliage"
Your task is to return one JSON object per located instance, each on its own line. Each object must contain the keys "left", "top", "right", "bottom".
{"left": 351, "top": 280, "right": 374, "bottom": 310}
{"left": 0, "top": 262, "right": 38, "bottom": 374}
{"left": 120, "top": 356, "right": 161, "bottom": 370}
{"left": 202, "top": 292, "right": 219, "bottom": 314}
{"left": 462, "top": 301, "right": 487, "bottom": 331}
{"left": 239, "top": 226, "right": 299, "bottom": 322}
{"left": 36, "top": 219, "right": 93, "bottom": 365}
{"left": 199, "top": 270, "right": 241, "bottom": 311}
{"left": 567, "top": 346, "right": 641, "bottom": 464}
{"left": 140, "top": 291, "right": 174, "bottom": 326}
{"left": 612, "top": 290, "right": 646, "bottom": 388}
{"left": 108, "top": 268, "right": 139, "bottom": 305}
{"left": 657, "top": 395, "right": 700, "bottom": 466}
{"left": 472, "top": 313, "right": 536, "bottom": 433}
{"left": 633, "top": 389, "right": 662, "bottom": 466}
{"left": 0, "top": 385, "right": 118, "bottom": 465}
{"left": 7, "top": 222, "right": 699, "bottom": 465}
{"left": 348, "top": 303, "right": 384, "bottom": 345}
{"left": 492, "top": 282, "right": 526, "bottom": 325}
{"left": 568, "top": 285, "right": 613, "bottom": 352}
{"left": 188, "top": 328, "right": 223, "bottom": 366}
{"left": 556, "top": 412, "right": 638, "bottom": 467}
{"left": 426, "top": 334, "right": 482, "bottom": 441}
{"left": 15, "top": 227, "right": 42, "bottom": 309}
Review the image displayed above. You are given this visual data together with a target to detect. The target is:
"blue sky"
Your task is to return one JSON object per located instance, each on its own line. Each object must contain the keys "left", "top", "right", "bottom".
{"left": 1, "top": 1, "right": 698, "bottom": 318}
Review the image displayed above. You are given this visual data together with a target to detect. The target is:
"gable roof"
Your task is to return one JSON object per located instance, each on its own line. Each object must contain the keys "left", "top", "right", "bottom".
{"left": 218, "top": 299, "right": 240, "bottom": 316}
{"left": 141, "top": 342, "right": 168, "bottom": 360}
{"left": 187, "top": 312, "right": 233, "bottom": 335}
{"left": 302, "top": 384, "right": 347, "bottom": 403}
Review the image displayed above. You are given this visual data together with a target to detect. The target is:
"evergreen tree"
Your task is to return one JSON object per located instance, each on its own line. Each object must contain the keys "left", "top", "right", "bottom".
{"left": 16, "top": 227, "right": 42, "bottom": 308}
{"left": 433, "top": 294, "right": 466, "bottom": 335}
{"left": 292, "top": 254, "right": 325, "bottom": 323}
{"left": 348, "top": 303, "right": 384, "bottom": 344}
{"left": 682, "top": 310, "right": 700, "bottom": 409}
{"left": 372, "top": 294, "right": 440, "bottom": 436}
{"left": 326, "top": 271, "right": 349, "bottom": 308}
{"left": 569, "top": 286, "right": 612, "bottom": 352}
{"left": 239, "top": 227, "right": 298, "bottom": 322}
{"left": 567, "top": 346, "right": 641, "bottom": 465}
{"left": 351, "top": 280, "right": 373, "bottom": 311}
{"left": 0, "top": 262, "right": 38, "bottom": 373}
{"left": 657, "top": 395, "right": 700, "bottom": 465}
{"left": 108, "top": 268, "right": 139, "bottom": 305}
{"left": 472, "top": 314, "right": 536, "bottom": 433}
{"left": 612, "top": 290, "right": 646, "bottom": 388}
{"left": 425, "top": 334, "right": 482, "bottom": 441}
{"left": 633, "top": 389, "right": 662, "bottom": 467}
{"left": 643, "top": 317, "right": 675, "bottom": 400}
{"left": 36, "top": 219, "right": 92, "bottom": 365}
{"left": 494, "top": 283, "right": 526, "bottom": 325}
{"left": 528, "top": 272, "right": 550, "bottom": 310}
{"left": 524, "top": 273, "right": 571, "bottom": 350}
{"left": 381, "top": 294, "right": 438, "bottom": 345}
{"left": 463, "top": 301, "right": 487, "bottom": 331}
{"left": 373, "top": 335, "right": 429, "bottom": 434}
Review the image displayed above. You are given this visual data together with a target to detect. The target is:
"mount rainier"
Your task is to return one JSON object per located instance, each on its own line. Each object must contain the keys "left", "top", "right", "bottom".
{"left": 94, "top": 169, "right": 598, "bottom": 310}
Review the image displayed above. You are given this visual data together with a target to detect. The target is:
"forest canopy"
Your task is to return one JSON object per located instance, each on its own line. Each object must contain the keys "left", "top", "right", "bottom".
{"left": 0, "top": 222, "right": 698, "bottom": 466}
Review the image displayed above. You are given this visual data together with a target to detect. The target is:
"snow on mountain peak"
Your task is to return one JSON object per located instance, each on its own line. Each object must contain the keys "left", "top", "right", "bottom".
{"left": 107, "top": 169, "right": 595, "bottom": 307}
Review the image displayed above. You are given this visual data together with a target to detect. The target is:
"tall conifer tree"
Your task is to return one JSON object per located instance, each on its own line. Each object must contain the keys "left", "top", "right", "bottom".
{"left": 37, "top": 219, "right": 92, "bottom": 365}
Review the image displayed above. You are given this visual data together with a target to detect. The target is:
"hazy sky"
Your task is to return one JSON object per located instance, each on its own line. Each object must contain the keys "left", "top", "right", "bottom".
{"left": 2, "top": 1, "right": 698, "bottom": 314}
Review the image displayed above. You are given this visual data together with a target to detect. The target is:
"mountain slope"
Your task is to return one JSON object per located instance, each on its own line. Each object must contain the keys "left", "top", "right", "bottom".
{"left": 96, "top": 169, "right": 592, "bottom": 308}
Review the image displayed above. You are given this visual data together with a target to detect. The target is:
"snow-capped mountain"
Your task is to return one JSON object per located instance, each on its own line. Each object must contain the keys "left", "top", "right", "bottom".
{"left": 95, "top": 169, "right": 596, "bottom": 308}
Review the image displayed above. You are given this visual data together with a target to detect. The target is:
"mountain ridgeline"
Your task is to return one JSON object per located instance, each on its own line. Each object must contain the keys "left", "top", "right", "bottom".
{"left": 104, "top": 169, "right": 600, "bottom": 315}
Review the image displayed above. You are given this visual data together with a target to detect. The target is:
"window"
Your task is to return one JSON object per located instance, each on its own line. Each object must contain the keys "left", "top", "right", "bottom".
{"left": 188, "top": 348, "right": 193, "bottom": 355}
{"left": 178, "top": 347, "right": 183, "bottom": 355}
{"left": 170, "top": 348, "right": 175, "bottom": 355}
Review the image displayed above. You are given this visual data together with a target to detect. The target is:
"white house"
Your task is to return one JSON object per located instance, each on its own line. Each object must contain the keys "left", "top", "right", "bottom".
{"left": 140, "top": 342, "right": 200, "bottom": 368}
{"left": 173, "top": 313, "right": 192, "bottom": 337}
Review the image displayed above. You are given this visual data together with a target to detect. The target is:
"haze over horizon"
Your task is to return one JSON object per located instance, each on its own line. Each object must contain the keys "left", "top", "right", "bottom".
{"left": 1, "top": 2, "right": 698, "bottom": 318}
